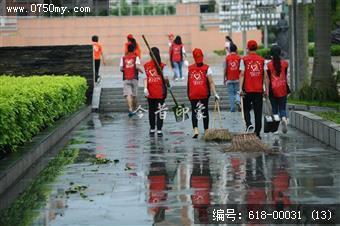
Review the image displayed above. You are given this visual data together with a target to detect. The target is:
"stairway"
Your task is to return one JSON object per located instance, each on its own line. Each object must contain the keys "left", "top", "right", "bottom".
{"left": 99, "top": 85, "right": 231, "bottom": 112}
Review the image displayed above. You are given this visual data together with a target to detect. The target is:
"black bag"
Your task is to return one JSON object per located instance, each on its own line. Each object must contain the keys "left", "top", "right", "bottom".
{"left": 263, "top": 98, "right": 280, "bottom": 133}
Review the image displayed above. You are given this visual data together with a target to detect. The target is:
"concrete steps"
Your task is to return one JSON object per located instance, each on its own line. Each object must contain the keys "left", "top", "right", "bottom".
{"left": 99, "top": 85, "right": 232, "bottom": 112}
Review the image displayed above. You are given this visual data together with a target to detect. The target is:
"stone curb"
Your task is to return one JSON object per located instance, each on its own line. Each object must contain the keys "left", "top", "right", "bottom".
{"left": 288, "top": 104, "right": 338, "bottom": 112}
{"left": 289, "top": 111, "right": 340, "bottom": 151}
{"left": 0, "top": 106, "right": 92, "bottom": 195}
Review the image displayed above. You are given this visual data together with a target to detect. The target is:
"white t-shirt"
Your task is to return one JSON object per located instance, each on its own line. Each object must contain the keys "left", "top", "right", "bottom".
{"left": 119, "top": 55, "right": 141, "bottom": 67}
{"left": 225, "top": 41, "right": 230, "bottom": 55}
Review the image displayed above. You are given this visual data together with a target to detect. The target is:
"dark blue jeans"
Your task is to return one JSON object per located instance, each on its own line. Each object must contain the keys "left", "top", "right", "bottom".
{"left": 270, "top": 96, "right": 287, "bottom": 118}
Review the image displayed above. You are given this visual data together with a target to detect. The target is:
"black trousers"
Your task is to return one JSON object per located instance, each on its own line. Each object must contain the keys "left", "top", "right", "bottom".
{"left": 242, "top": 93, "right": 263, "bottom": 136}
{"left": 190, "top": 99, "right": 209, "bottom": 130}
{"left": 148, "top": 98, "right": 165, "bottom": 130}
{"left": 94, "top": 59, "right": 101, "bottom": 82}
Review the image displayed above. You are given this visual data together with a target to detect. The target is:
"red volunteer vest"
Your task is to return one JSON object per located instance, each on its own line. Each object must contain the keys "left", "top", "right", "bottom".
{"left": 188, "top": 64, "right": 210, "bottom": 101}
{"left": 243, "top": 53, "right": 265, "bottom": 93}
{"left": 225, "top": 53, "right": 241, "bottom": 81}
{"left": 267, "top": 60, "right": 289, "bottom": 98}
{"left": 123, "top": 54, "right": 137, "bottom": 80}
{"left": 171, "top": 43, "right": 183, "bottom": 62}
{"left": 144, "top": 61, "right": 166, "bottom": 99}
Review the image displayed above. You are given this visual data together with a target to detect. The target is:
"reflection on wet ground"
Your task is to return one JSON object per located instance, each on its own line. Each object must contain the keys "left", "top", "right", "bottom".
{"left": 25, "top": 112, "right": 340, "bottom": 226}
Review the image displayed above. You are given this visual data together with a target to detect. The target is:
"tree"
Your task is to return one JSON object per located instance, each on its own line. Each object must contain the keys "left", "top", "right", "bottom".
{"left": 311, "top": 0, "right": 339, "bottom": 101}
{"left": 296, "top": 2, "right": 309, "bottom": 90}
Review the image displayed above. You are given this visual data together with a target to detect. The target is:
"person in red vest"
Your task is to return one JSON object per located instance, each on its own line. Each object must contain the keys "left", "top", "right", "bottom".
{"left": 144, "top": 47, "right": 168, "bottom": 137}
{"left": 92, "top": 35, "right": 105, "bottom": 83}
{"left": 188, "top": 48, "right": 219, "bottom": 138}
{"left": 124, "top": 34, "right": 141, "bottom": 59}
{"left": 266, "top": 45, "right": 290, "bottom": 134}
{"left": 224, "top": 43, "right": 241, "bottom": 112}
{"left": 120, "top": 44, "right": 143, "bottom": 117}
{"left": 239, "top": 40, "right": 268, "bottom": 139}
{"left": 170, "top": 36, "right": 186, "bottom": 81}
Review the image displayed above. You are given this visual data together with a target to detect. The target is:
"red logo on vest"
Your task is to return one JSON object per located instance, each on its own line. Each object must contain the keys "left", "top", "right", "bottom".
{"left": 144, "top": 61, "right": 166, "bottom": 99}
{"left": 243, "top": 54, "right": 264, "bottom": 93}
{"left": 123, "top": 54, "right": 137, "bottom": 80}
{"left": 268, "top": 60, "right": 288, "bottom": 98}
{"left": 188, "top": 64, "right": 209, "bottom": 100}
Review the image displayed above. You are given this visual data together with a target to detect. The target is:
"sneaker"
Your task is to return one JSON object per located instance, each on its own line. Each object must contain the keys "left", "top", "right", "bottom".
{"left": 175, "top": 78, "right": 179, "bottom": 81}
{"left": 281, "top": 117, "right": 288, "bottom": 134}
{"left": 149, "top": 129, "right": 156, "bottom": 136}
{"left": 246, "top": 125, "right": 255, "bottom": 133}
{"left": 97, "top": 76, "right": 102, "bottom": 84}
{"left": 192, "top": 127, "right": 199, "bottom": 139}
{"left": 157, "top": 130, "right": 163, "bottom": 137}
{"left": 180, "top": 77, "right": 185, "bottom": 81}
{"left": 128, "top": 111, "right": 135, "bottom": 117}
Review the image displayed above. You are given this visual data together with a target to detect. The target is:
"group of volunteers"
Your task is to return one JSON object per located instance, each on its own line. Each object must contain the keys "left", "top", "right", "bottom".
{"left": 92, "top": 33, "right": 289, "bottom": 139}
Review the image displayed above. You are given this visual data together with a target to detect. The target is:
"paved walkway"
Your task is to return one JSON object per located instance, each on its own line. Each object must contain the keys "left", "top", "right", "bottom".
{"left": 25, "top": 112, "right": 340, "bottom": 226}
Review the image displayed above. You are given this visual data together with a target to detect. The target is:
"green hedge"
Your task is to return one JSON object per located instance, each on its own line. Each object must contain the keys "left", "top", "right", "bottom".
{"left": 308, "top": 44, "right": 340, "bottom": 57}
{"left": 0, "top": 76, "right": 87, "bottom": 153}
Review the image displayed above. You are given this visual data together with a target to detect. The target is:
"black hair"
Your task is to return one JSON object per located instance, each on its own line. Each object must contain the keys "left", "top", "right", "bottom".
{"left": 270, "top": 45, "right": 282, "bottom": 75}
{"left": 226, "top": 36, "right": 233, "bottom": 43}
{"left": 229, "top": 43, "right": 237, "bottom": 52}
{"left": 174, "top": 36, "right": 182, "bottom": 45}
{"left": 129, "top": 38, "right": 137, "bottom": 50}
{"left": 150, "top": 47, "right": 161, "bottom": 66}
{"left": 92, "top": 35, "right": 98, "bottom": 42}
{"left": 127, "top": 43, "right": 135, "bottom": 53}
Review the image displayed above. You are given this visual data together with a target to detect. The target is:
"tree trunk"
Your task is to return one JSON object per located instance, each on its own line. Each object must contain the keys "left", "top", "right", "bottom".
{"left": 311, "top": 0, "right": 338, "bottom": 100}
{"left": 296, "top": 2, "right": 309, "bottom": 89}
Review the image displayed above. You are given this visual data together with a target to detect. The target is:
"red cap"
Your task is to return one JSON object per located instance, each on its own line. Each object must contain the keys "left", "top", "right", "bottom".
{"left": 127, "top": 34, "right": 133, "bottom": 39}
{"left": 247, "top": 40, "right": 258, "bottom": 51}
{"left": 193, "top": 48, "right": 204, "bottom": 64}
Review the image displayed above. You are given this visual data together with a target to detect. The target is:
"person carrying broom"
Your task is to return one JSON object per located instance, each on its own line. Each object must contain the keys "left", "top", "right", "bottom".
{"left": 239, "top": 40, "right": 268, "bottom": 139}
{"left": 143, "top": 47, "right": 168, "bottom": 137}
{"left": 187, "top": 48, "right": 219, "bottom": 138}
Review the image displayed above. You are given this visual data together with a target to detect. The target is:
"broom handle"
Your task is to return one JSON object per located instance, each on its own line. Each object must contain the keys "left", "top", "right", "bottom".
{"left": 212, "top": 100, "right": 222, "bottom": 128}
{"left": 240, "top": 94, "right": 246, "bottom": 129}
{"left": 142, "top": 35, "right": 179, "bottom": 107}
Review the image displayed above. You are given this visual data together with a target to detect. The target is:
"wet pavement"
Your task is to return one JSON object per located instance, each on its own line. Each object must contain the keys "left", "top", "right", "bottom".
{"left": 20, "top": 111, "right": 340, "bottom": 226}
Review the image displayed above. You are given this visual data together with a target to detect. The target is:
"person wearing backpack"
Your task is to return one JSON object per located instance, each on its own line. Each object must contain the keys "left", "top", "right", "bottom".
{"left": 239, "top": 40, "right": 268, "bottom": 139}
{"left": 170, "top": 36, "right": 186, "bottom": 81}
{"left": 224, "top": 43, "right": 241, "bottom": 112}
{"left": 120, "top": 44, "right": 143, "bottom": 117}
{"left": 266, "top": 45, "right": 289, "bottom": 134}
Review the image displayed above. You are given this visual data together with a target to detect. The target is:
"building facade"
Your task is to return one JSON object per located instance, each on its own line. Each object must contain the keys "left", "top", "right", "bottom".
{"left": 219, "top": 0, "right": 284, "bottom": 33}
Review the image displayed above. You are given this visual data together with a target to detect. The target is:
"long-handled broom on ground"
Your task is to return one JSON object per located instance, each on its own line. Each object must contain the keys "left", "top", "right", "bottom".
{"left": 204, "top": 100, "right": 233, "bottom": 142}
{"left": 142, "top": 35, "right": 189, "bottom": 122}
{"left": 226, "top": 94, "right": 273, "bottom": 153}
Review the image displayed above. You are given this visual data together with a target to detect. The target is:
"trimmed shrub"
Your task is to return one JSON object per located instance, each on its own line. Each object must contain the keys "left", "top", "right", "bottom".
{"left": 0, "top": 76, "right": 87, "bottom": 153}
{"left": 308, "top": 44, "right": 340, "bottom": 56}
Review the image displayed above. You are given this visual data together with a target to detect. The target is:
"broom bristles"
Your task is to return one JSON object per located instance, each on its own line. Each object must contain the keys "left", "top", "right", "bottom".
{"left": 226, "top": 133, "right": 275, "bottom": 153}
{"left": 204, "top": 129, "right": 233, "bottom": 141}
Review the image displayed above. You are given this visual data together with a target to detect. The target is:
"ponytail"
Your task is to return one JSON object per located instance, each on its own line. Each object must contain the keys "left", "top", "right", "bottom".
{"left": 150, "top": 47, "right": 162, "bottom": 67}
{"left": 270, "top": 45, "right": 282, "bottom": 75}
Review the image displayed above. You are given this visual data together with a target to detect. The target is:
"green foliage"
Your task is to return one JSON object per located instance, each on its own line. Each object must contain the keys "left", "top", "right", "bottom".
{"left": 0, "top": 76, "right": 87, "bottom": 153}
{"left": 213, "top": 48, "right": 267, "bottom": 57}
{"left": 315, "top": 112, "right": 340, "bottom": 124}
{"left": 0, "top": 148, "right": 79, "bottom": 226}
{"left": 308, "top": 43, "right": 340, "bottom": 56}
{"left": 288, "top": 98, "right": 340, "bottom": 111}
{"left": 296, "top": 83, "right": 339, "bottom": 102}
